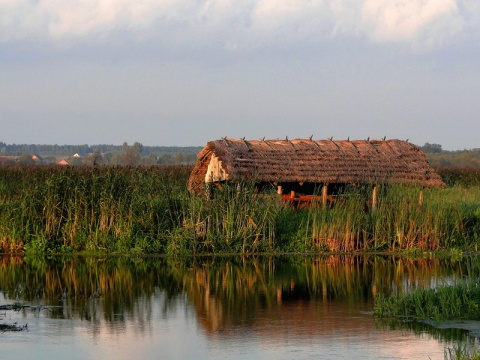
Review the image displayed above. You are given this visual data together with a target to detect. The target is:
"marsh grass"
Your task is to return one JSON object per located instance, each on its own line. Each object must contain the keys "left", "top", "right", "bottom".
{"left": 177, "top": 182, "right": 280, "bottom": 254}
{"left": 306, "top": 184, "right": 480, "bottom": 252}
{"left": 1, "top": 165, "right": 480, "bottom": 255}
{"left": 374, "top": 279, "right": 480, "bottom": 322}
{"left": 445, "top": 342, "right": 480, "bottom": 360}
{"left": 0, "top": 165, "right": 191, "bottom": 254}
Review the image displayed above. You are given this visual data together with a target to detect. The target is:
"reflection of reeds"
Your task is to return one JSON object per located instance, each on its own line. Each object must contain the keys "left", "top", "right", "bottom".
{"left": 0, "top": 255, "right": 477, "bottom": 333}
{"left": 176, "top": 256, "right": 475, "bottom": 333}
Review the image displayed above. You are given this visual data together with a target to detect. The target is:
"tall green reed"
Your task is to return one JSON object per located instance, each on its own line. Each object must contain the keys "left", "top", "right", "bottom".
{"left": 176, "top": 182, "right": 280, "bottom": 254}
{"left": 0, "top": 165, "right": 192, "bottom": 254}
{"left": 307, "top": 184, "right": 480, "bottom": 252}
{"left": 374, "top": 280, "right": 480, "bottom": 321}
{"left": 1, "top": 165, "right": 480, "bottom": 254}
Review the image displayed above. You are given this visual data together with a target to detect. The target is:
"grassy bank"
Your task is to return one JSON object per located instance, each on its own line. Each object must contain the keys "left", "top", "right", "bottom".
{"left": 374, "top": 280, "right": 480, "bottom": 321}
{"left": 0, "top": 165, "right": 479, "bottom": 255}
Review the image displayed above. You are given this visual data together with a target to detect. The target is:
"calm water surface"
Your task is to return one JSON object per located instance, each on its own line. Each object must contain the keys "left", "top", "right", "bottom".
{"left": 1, "top": 255, "right": 478, "bottom": 359}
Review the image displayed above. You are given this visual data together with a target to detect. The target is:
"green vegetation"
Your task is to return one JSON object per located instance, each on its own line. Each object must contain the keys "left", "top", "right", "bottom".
{"left": 373, "top": 254, "right": 480, "bottom": 346}
{"left": 445, "top": 343, "right": 480, "bottom": 360}
{"left": 0, "top": 165, "right": 480, "bottom": 255}
{"left": 0, "top": 165, "right": 191, "bottom": 254}
{"left": 436, "top": 167, "right": 480, "bottom": 188}
{"left": 374, "top": 280, "right": 480, "bottom": 321}
{"left": 421, "top": 143, "right": 480, "bottom": 168}
{"left": 374, "top": 274, "right": 480, "bottom": 360}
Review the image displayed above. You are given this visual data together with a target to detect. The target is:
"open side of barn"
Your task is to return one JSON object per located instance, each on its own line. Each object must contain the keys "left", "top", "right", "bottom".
{"left": 188, "top": 137, "right": 445, "bottom": 208}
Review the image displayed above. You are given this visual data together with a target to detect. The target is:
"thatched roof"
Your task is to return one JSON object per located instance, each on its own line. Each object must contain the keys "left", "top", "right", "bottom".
{"left": 188, "top": 138, "right": 445, "bottom": 193}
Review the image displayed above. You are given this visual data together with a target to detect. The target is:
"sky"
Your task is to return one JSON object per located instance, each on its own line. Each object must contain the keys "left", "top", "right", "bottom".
{"left": 1, "top": 0, "right": 479, "bottom": 150}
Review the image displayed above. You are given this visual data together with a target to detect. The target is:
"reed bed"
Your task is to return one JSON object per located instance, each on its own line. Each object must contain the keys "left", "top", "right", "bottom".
{"left": 176, "top": 182, "right": 279, "bottom": 254}
{"left": 445, "top": 342, "right": 480, "bottom": 360}
{"left": 0, "top": 165, "right": 191, "bottom": 254}
{"left": 374, "top": 280, "right": 480, "bottom": 321}
{"left": 305, "top": 184, "right": 480, "bottom": 252}
{"left": 436, "top": 166, "right": 480, "bottom": 188}
{"left": 0, "top": 165, "right": 479, "bottom": 255}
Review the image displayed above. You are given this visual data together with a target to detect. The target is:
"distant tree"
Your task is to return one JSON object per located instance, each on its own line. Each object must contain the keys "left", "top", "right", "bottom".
{"left": 421, "top": 143, "right": 443, "bottom": 154}
{"left": 122, "top": 141, "right": 129, "bottom": 153}
{"left": 173, "top": 153, "right": 184, "bottom": 164}
{"left": 120, "top": 142, "right": 143, "bottom": 166}
{"left": 84, "top": 151, "right": 103, "bottom": 166}
{"left": 132, "top": 142, "right": 144, "bottom": 155}
{"left": 102, "top": 153, "right": 113, "bottom": 165}
{"left": 157, "top": 153, "right": 173, "bottom": 164}
{"left": 140, "top": 153, "right": 158, "bottom": 165}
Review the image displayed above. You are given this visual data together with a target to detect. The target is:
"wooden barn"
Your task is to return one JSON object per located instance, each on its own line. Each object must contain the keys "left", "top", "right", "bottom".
{"left": 188, "top": 137, "right": 445, "bottom": 208}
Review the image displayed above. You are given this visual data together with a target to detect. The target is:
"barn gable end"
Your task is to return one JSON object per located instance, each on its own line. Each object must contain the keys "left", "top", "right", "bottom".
{"left": 205, "top": 154, "right": 228, "bottom": 183}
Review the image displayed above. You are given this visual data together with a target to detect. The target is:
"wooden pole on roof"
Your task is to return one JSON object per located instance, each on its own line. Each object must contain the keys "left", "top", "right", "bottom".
{"left": 322, "top": 184, "right": 328, "bottom": 207}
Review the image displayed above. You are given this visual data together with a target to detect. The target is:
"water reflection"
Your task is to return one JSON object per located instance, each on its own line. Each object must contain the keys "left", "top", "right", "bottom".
{"left": 1, "top": 255, "right": 479, "bottom": 359}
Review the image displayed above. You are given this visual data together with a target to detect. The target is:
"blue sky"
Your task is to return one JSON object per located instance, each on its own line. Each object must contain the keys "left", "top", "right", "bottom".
{"left": 1, "top": 0, "right": 479, "bottom": 150}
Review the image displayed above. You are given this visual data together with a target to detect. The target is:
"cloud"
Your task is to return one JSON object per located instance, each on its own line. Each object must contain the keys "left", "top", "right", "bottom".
{"left": 359, "top": 0, "right": 463, "bottom": 44}
{"left": 0, "top": 0, "right": 478, "bottom": 49}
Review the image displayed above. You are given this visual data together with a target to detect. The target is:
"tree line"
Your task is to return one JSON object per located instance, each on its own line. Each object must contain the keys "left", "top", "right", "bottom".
{"left": 0, "top": 141, "right": 201, "bottom": 157}
{"left": 420, "top": 143, "right": 480, "bottom": 168}
{"left": 2, "top": 141, "right": 479, "bottom": 167}
{"left": 0, "top": 141, "right": 201, "bottom": 166}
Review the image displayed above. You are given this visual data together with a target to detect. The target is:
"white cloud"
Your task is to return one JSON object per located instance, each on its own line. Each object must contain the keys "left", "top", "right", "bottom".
{"left": 359, "top": 0, "right": 463, "bottom": 44}
{"left": 0, "top": 0, "right": 477, "bottom": 48}
{"left": 38, "top": 0, "right": 196, "bottom": 38}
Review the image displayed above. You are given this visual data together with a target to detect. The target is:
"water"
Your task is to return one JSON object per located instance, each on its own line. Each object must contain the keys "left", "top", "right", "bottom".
{"left": 0, "top": 255, "right": 478, "bottom": 359}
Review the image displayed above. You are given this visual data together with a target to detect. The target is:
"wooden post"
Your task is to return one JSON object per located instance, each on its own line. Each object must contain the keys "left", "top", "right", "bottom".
{"left": 372, "top": 185, "right": 377, "bottom": 211}
{"left": 277, "top": 185, "right": 283, "bottom": 195}
{"left": 290, "top": 190, "right": 295, "bottom": 198}
{"left": 322, "top": 184, "right": 328, "bottom": 207}
{"left": 419, "top": 189, "right": 424, "bottom": 205}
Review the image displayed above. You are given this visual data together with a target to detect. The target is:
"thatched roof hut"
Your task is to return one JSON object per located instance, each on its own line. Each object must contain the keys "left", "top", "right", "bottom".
{"left": 188, "top": 137, "right": 445, "bottom": 195}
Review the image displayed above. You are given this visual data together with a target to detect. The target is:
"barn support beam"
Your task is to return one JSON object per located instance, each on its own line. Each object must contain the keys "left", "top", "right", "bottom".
{"left": 322, "top": 184, "right": 328, "bottom": 207}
